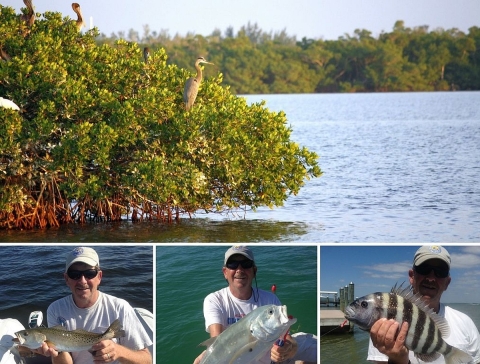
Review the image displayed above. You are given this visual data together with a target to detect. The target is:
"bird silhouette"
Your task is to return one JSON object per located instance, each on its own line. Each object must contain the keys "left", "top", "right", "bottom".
{"left": 143, "top": 47, "right": 150, "bottom": 64}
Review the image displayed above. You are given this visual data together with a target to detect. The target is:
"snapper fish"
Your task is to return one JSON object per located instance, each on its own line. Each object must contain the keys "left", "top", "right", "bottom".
{"left": 199, "top": 305, "right": 297, "bottom": 364}
{"left": 14, "top": 319, "right": 125, "bottom": 353}
{"left": 344, "top": 283, "right": 472, "bottom": 364}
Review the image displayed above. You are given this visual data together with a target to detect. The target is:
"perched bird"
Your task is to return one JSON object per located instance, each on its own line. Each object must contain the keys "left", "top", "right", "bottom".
{"left": 71, "top": 3, "right": 85, "bottom": 31}
{"left": 143, "top": 47, "right": 150, "bottom": 64}
{"left": 183, "top": 56, "right": 214, "bottom": 111}
{"left": 20, "top": 0, "right": 36, "bottom": 27}
{"left": 0, "top": 46, "right": 11, "bottom": 62}
{"left": 0, "top": 97, "right": 20, "bottom": 111}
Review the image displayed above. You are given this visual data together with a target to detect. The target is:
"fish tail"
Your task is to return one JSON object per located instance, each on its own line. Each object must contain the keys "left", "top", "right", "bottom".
{"left": 105, "top": 319, "right": 126, "bottom": 339}
{"left": 444, "top": 346, "right": 473, "bottom": 364}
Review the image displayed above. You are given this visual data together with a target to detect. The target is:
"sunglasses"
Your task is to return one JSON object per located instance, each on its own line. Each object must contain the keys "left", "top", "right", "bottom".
{"left": 67, "top": 269, "right": 99, "bottom": 280}
{"left": 225, "top": 260, "right": 254, "bottom": 270}
{"left": 414, "top": 264, "right": 449, "bottom": 278}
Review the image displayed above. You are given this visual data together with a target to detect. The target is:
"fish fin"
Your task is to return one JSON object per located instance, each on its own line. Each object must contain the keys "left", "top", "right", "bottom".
{"left": 72, "top": 329, "right": 92, "bottom": 334}
{"left": 44, "top": 340, "right": 57, "bottom": 349}
{"left": 50, "top": 325, "right": 67, "bottom": 330}
{"left": 17, "top": 345, "right": 36, "bottom": 358}
{"left": 229, "top": 341, "right": 258, "bottom": 364}
{"left": 227, "top": 335, "right": 261, "bottom": 363}
{"left": 415, "top": 351, "right": 441, "bottom": 362}
{"left": 198, "top": 337, "right": 216, "bottom": 347}
{"left": 392, "top": 282, "right": 450, "bottom": 338}
{"left": 103, "top": 319, "right": 125, "bottom": 339}
{"left": 444, "top": 346, "right": 473, "bottom": 364}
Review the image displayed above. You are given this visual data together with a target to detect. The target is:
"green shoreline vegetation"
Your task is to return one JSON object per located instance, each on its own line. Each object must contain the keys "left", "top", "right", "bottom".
{"left": 98, "top": 20, "right": 480, "bottom": 93}
{"left": 0, "top": 5, "right": 321, "bottom": 229}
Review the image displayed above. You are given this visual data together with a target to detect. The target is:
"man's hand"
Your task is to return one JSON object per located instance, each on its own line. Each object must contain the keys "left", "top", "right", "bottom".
{"left": 270, "top": 336, "right": 297, "bottom": 363}
{"left": 193, "top": 349, "right": 206, "bottom": 364}
{"left": 370, "top": 318, "right": 410, "bottom": 364}
{"left": 90, "top": 339, "right": 119, "bottom": 363}
{"left": 32, "top": 342, "right": 60, "bottom": 357}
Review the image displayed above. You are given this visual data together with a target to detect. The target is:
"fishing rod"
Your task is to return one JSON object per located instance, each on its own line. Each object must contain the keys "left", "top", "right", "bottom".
{"left": 319, "top": 319, "right": 349, "bottom": 337}
{"left": 270, "top": 284, "right": 291, "bottom": 364}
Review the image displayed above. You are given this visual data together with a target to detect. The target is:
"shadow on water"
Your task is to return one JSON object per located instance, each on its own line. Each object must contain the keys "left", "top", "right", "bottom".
{"left": 0, "top": 218, "right": 311, "bottom": 242}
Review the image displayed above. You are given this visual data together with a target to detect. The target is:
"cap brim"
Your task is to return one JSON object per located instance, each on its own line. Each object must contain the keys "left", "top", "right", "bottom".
{"left": 66, "top": 257, "right": 99, "bottom": 271}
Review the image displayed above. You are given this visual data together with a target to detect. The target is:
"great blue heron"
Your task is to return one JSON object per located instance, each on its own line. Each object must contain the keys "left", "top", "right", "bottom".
{"left": 71, "top": 3, "right": 84, "bottom": 31}
{"left": 183, "top": 56, "right": 214, "bottom": 111}
{"left": 143, "top": 47, "right": 150, "bottom": 63}
{"left": 0, "top": 97, "right": 20, "bottom": 111}
{"left": 20, "top": 0, "right": 35, "bottom": 27}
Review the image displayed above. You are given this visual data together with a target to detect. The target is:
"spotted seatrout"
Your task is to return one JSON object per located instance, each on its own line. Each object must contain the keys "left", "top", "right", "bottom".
{"left": 14, "top": 319, "right": 125, "bottom": 352}
{"left": 344, "top": 283, "right": 472, "bottom": 364}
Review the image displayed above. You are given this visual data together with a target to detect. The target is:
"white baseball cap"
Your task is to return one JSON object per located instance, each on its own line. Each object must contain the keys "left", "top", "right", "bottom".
{"left": 413, "top": 245, "right": 451, "bottom": 269}
{"left": 224, "top": 246, "right": 254, "bottom": 265}
{"left": 65, "top": 247, "right": 100, "bottom": 272}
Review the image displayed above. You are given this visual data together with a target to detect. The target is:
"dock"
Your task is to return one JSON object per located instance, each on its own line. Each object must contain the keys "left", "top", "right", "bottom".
{"left": 320, "top": 309, "right": 350, "bottom": 334}
{"left": 320, "top": 282, "right": 355, "bottom": 334}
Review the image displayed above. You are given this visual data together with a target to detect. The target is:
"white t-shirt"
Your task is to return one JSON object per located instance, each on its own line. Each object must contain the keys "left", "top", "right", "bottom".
{"left": 47, "top": 291, "right": 152, "bottom": 364}
{"left": 203, "top": 287, "right": 281, "bottom": 364}
{"left": 204, "top": 287, "right": 281, "bottom": 332}
{"left": 367, "top": 304, "right": 480, "bottom": 364}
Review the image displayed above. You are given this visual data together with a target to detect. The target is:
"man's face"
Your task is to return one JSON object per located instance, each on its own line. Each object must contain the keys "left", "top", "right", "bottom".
{"left": 222, "top": 254, "right": 256, "bottom": 290}
{"left": 409, "top": 258, "right": 451, "bottom": 310}
{"left": 64, "top": 262, "right": 102, "bottom": 308}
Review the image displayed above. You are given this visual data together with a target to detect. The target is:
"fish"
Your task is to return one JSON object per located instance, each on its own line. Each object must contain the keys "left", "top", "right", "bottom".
{"left": 199, "top": 304, "right": 297, "bottom": 364}
{"left": 14, "top": 319, "right": 125, "bottom": 353}
{"left": 344, "top": 283, "right": 473, "bottom": 364}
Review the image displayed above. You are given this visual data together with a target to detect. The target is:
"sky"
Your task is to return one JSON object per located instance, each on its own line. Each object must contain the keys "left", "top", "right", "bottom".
{"left": 2, "top": 0, "right": 479, "bottom": 40}
{"left": 321, "top": 245, "right": 480, "bottom": 304}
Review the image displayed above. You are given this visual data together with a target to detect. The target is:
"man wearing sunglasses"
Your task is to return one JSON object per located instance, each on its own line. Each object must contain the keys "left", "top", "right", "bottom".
{"left": 193, "top": 245, "right": 298, "bottom": 364}
{"left": 368, "top": 245, "right": 480, "bottom": 364}
{"left": 36, "top": 247, "right": 152, "bottom": 364}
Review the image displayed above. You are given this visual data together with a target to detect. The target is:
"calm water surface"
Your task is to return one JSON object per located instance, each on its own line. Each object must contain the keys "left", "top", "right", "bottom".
{"left": 2, "top": 91, "right": 479, "bottom": 242}
{"left": 320, "top": 303, "right": 480, "bottom": 363}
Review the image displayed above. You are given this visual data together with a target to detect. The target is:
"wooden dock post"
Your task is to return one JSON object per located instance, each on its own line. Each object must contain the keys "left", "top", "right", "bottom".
{"left": 347, "top": 282, "right": 354, "bottom": 332}
{"left": 339, "top": 286, "right": 345, "bottom": 312}
{"left": 348, "top": 282, "right": 354, "bottom": 303}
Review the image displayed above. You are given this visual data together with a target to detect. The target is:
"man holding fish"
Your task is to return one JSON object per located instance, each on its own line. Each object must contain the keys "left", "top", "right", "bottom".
{"left": 346, "top": 245, "right": 480, "bottom": 364}
{"left": 27, "top": 247, "right": 152, "bottom": 364}
{"left": 193, "top": 245, "right": 300, "bottom": 363}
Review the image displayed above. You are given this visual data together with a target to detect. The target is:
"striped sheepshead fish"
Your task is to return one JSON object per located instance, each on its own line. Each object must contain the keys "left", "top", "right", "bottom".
{"left": 344, "top": 283, "right": 473, "bottom": 364}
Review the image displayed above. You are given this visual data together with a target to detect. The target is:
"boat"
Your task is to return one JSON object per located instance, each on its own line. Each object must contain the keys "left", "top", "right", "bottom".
{"left": 320, "top": 292, "right": 340, "bottom": 306}
{"left": 1, "top": 309, "right": 153, "bottom": 364}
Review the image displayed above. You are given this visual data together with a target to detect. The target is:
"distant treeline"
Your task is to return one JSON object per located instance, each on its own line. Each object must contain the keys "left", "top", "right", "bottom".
{"left": 97, "top": 21, "right": 480, "bottom": 94}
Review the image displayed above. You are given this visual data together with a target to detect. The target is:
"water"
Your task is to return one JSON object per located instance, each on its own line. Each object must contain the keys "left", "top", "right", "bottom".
{"left": 0, "top": 245, "right": 153, "bottom": 326}
{"left": 320, "top": 303, "right": 480, "bottom": 363}
{"left": 1, "top": 91, "right": 480, "bottom": 242}
{"left": 156, "top": 245, "right": 318, "bottom": 364}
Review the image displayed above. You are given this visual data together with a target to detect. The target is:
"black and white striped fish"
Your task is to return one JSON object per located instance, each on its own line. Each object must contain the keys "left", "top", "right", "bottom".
{"left": 344, "top": 283, "right": 473, "bottom": 364}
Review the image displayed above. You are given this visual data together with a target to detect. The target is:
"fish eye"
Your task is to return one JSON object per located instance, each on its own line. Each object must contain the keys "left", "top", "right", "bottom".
{"left": 361, "top": 301, "right": 368, "bottom": 308}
